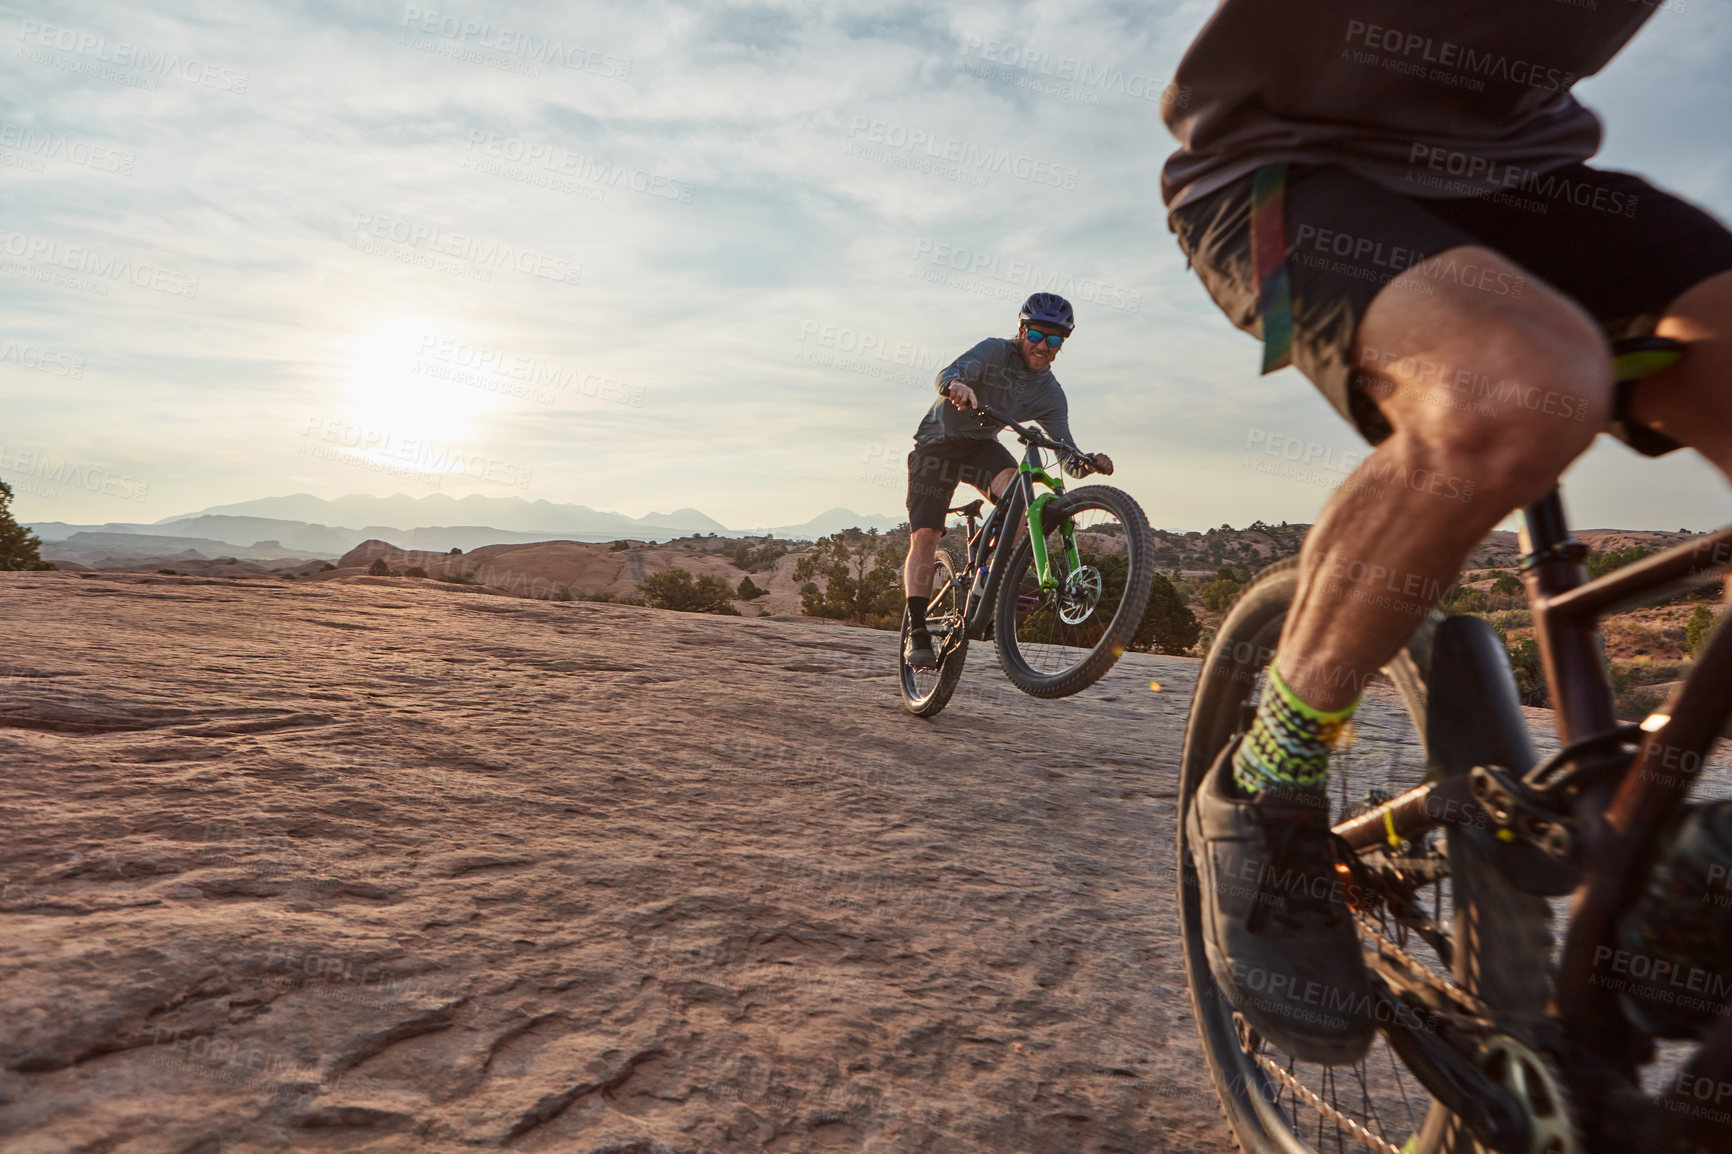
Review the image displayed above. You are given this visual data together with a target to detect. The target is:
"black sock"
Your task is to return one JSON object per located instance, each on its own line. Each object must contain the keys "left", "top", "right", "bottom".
{"left": 906, "top": 595, "right": 929, "bottom": 632}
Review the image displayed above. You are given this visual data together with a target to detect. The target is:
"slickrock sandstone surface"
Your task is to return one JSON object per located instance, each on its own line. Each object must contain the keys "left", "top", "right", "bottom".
{"left": 0, "top": 570, "right": 1280, "bottom": 1151}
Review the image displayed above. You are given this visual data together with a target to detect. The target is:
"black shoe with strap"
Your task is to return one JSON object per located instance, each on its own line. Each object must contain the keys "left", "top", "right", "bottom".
{"left": 1186, "top": 741, "right": 1375, "bottom": 1064}
{"left": 904, "top": 628, "right": 938, "bottom": 670}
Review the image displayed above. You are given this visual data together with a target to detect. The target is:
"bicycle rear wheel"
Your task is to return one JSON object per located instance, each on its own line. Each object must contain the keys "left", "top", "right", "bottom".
{"left": 992, "top": 484, "right": 1155, "bottom": 698}
{"left": 900, "top": 548, "right": 968, "bottom": 718}
{"left": 1177, "top": 559, "right": 1558, "bottom": 1154}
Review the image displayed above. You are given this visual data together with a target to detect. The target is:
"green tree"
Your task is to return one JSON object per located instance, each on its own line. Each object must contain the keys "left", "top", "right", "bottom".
{"left": 1687, "top": 604, "right": 1716, "bottom": 658}
{"left": 1091, "top": 555, "right": 1201, "bottom": 655}
{"left": 1586, "top": 545, "right": 1653, "bottom": 580}
{"left": 1194, "top": 566, "right": 1247, "bottom": 613}
{"left": 792, "top": 529, "right": 902, "bottom": 626}
{"left": 736, "top": 575, "right": 766, "bottom": 600}
{"left": 0, "top": 481, "right": 53, "bottom": 571}
{"left": 1143, "top": 572, "right": 1202, "bottom": 654}
{"left": 368, "top": 557, "right": 390, "bottom": 576}
{"left": 1490, "top": 572, "right": 1524, "bottom": 596}
{"left": 637, "top": 567, "right": 741, "bottom": 615}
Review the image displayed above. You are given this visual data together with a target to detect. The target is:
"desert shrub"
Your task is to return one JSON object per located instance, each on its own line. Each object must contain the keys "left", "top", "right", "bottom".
{"left": 610, "top": 540, "right": 631, "bottom": 552}
{"left": 405, "top": 566, "right": 428, "bottom": 578}
{"left": 448, "top": 547, "right": 462, "bottom": 555}
{"left": 1687, "top": 605, "right": 1717, "bottom": 657}
{"left": 1493, "top": 628, "right": 1547, "bottom": 706}
{"left": 368, "top": 558, "right": 390, "bottom": 576}
{"left": 0, "top": 480, "right": 53, "bottom": 571}
{"left": 737, "top": 576, "right": 766, "bottom": 600}
{"left": 1586, "top": 545, "right": 1653, "bottom": 580}
{"left": 792, "top": 530, "right": 902, "bottom": 626}
{"left": 1091, "top": 555, "right": 1200, "bottom": 655}
{"left": 637, "top": 568, "right": 741, "bottom": 615}
{"left": 722, "top": 537, "right": 790, "bottom": 573}
{"left": 1490, "top": 572, "right": 1524, "bottom": 597}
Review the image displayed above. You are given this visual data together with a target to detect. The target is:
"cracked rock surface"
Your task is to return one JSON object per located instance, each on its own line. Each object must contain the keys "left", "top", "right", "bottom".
{"left": 1, "top": 570, "right": 1238, "bottom": 1152}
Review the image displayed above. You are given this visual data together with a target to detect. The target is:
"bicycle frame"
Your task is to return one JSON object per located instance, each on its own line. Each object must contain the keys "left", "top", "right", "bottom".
{"left": 944, "top": 416, "right": 1084, "bottom": 638}
{"left": 1335, "top": 487, "right": 1732, "bottom": 1128}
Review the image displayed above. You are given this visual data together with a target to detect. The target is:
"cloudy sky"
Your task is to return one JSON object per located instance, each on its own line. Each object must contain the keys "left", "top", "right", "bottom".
{"left": 3, "top": 0, "right": 1731, "bottom": 533}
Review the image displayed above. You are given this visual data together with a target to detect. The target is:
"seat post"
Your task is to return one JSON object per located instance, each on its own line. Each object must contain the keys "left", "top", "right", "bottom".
{"left": 1520, "top": 488, "right": 1615, "bottom": 742}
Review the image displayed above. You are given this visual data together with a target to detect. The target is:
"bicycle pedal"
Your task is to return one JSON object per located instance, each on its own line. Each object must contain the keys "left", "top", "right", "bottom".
{"left": 1467, "top": 765, "right": 1581, "bottom": 896}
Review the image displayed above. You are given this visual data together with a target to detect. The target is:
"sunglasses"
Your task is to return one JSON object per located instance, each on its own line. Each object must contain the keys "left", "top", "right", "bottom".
{"left": 1023, "top": 327, "right": 1066, "bottom": 349}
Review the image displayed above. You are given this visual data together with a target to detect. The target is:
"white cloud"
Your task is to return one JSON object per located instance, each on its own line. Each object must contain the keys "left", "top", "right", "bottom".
{"left": 2, "top": 0, "right": 1729, "bottom": 531}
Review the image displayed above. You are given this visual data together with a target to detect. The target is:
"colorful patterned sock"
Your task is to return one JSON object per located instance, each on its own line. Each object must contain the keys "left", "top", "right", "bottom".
{"left": 1232, "top": 664, "right": 1359, "bottom": 795}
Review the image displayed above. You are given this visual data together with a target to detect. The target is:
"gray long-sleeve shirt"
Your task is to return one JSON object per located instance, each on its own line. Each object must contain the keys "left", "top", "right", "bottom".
{"left": 914, "top": 337, "right": 1075, "bottom": 450}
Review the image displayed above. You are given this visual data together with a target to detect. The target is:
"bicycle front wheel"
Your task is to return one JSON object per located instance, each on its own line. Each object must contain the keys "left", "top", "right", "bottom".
{"left": 992, "top": 484, "right": 1155, "bottom": 698}
{"left": 1177, "top": 559, "right": 1556, "bottom": 1154}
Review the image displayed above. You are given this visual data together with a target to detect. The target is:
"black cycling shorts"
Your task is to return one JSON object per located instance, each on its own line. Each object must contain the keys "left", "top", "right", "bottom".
{"left": 906, "top": 439, "right": 1016, "bottom": 532}
{"left": 1170, "top": 162, "right": 1732, "bottom": 450}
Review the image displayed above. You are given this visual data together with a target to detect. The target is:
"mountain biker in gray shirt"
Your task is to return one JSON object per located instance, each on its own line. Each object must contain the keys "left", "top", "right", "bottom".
{"left": 900, "top": 293, "right": 1111, "bottom": 669}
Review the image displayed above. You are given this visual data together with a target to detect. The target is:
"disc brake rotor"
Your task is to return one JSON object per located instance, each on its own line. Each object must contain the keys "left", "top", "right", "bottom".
{"left": 1057, "top": 566, "right": 1102, "bottom": 625}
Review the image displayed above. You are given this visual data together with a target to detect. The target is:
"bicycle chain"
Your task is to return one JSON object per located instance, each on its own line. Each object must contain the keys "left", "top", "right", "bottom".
{"left": 1246, "top": 1049, "right": 1410, "bottom": 1154}
{"left": 1355, "top": 913, "right": 1489, "bottom": 1018}
{"left": 1235, "top": 914, "right": 1494, "bottom": 1154}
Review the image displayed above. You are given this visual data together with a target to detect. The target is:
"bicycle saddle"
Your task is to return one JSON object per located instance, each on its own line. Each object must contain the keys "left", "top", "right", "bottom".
{"left": 948, "top": 499, "right": 984, "bottom": 518}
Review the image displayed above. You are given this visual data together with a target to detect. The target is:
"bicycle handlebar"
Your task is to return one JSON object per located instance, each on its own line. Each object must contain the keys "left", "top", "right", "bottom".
{"left": 966, "top": 402, "right": 1102, "bottom": 473}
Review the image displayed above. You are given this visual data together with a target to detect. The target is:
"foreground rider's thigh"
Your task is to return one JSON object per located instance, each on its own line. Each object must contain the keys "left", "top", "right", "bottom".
{"left": 1353, "top": 245, "right": 1614, "bottom": 500}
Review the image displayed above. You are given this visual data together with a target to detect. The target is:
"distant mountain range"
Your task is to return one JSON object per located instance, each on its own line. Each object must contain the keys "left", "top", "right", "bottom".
{"left": 28, "top": 493, "right": 903, "bottom": 563}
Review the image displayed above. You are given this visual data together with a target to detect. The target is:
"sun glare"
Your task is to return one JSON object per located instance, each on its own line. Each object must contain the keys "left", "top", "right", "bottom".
{"left": 341, "top": 319, "right": 497, "bottom": 465}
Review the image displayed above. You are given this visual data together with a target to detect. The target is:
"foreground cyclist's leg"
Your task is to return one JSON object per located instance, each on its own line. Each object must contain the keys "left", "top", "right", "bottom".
{"left": 1197, "top": 246, "right": 1612, "bottom": 1064}
{"left": 1271, "top": 245, "right": 1613, "bottom": 723}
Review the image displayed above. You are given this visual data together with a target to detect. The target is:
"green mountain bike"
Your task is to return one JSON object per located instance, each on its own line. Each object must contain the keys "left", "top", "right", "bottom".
{"left": 898, "top": 406, "right": 1156, "bottom": 717}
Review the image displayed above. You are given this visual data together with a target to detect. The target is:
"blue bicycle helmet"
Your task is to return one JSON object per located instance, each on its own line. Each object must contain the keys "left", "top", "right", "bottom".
{"left": 1019, "top": 292, "right": 1075, "bottom": 333}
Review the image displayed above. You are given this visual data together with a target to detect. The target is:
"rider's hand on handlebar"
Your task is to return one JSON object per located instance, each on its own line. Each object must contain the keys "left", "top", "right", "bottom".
{"left": 944, "top": 382, "right": 978, "bottom": 410}
{"left": 1063, "top": 451, "right": 1114, "bottom": 478}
